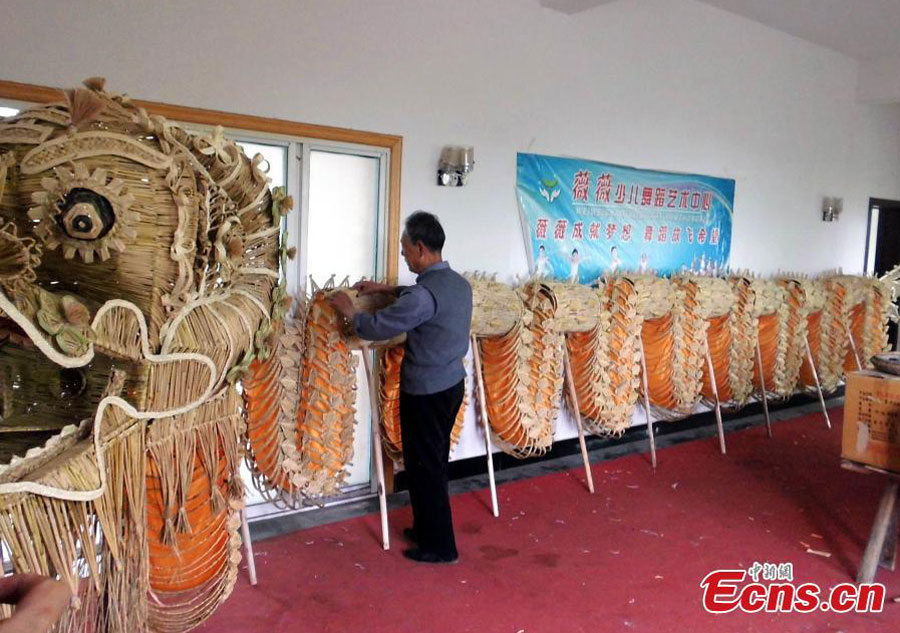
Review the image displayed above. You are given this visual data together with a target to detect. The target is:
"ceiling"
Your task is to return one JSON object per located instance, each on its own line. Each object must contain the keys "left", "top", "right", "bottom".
{"left": 539, "top": 0, "right": 900, "bottom": 61}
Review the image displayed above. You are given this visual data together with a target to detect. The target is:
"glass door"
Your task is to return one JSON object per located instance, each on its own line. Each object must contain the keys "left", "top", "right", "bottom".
{"left": 233, "top": 140, "right": 290, "bottom": 509}
{"left": 302, "top": 147, "right": 386, "bottom": 490}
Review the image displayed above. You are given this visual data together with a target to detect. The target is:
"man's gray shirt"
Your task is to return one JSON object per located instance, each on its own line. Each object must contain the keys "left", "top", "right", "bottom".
{"left": 353, "top": 261, "right": 473, "bottom": 395}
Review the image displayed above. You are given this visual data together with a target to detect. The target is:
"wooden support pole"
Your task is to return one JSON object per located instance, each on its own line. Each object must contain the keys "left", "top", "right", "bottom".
{"left": 637, "top": 338, "right": 657, "bottom": 469}
{"left": 562, "top": 346, "right": 595, "bottom": 494}
{"left": 880, "top": 496, "right": 900, "bottom": 572}
{"left": 857, "top": 480, "right": 900, "bottom": 584}
{"left": 847, "top": 324, "right": 863, "bottom": 371}
{"left": 360, "top": 346, "right": 390, "bottom": 550}
{"left": 240, "top": 508, "right": 258, "bottom": 586}
{"left": 470, "top": 335, "right": 500, "bottom": 518}
{"left": 381, "top": 443, "right": 395, "bottom": 494}
{"left": 755, "top": 340, "right": 773, "bottom": 438}
{"left": 704, "top": 343, "right": 727, "bottom": 455}
{"left": 804, "top": 335, "right": 833, "bottom": 429}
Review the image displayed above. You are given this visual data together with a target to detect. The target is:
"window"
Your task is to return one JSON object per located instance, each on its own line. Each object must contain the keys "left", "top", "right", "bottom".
{"left": 199, "top": 131, "right": 390, "bottom": 516}
{"left": 304, "top": 149, "right": 385, "bottom": 285}
{"left": 304, "top": 145, "right": 387, "bottom": 489}
{"left": 227, "top": 133, "right": 390, "bottom": 516}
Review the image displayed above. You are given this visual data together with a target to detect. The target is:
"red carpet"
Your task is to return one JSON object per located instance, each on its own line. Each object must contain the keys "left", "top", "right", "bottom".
{"left": 197, "top": 407, "right": 900, "bottom": 632}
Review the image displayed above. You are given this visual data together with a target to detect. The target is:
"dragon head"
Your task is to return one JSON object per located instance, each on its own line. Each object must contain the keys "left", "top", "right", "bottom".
{"left": 0, "top": 77, "right": 284, "bottom": 489}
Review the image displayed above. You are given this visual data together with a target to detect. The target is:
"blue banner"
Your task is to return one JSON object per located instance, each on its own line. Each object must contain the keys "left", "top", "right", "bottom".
{"left": 516, "top": 153, "right": 734, "bottom": 282}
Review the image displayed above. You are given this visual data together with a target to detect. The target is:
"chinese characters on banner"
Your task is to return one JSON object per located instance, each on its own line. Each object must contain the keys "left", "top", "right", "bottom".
{"left": 517, "top": 153, "right": 735, "bottom": 283}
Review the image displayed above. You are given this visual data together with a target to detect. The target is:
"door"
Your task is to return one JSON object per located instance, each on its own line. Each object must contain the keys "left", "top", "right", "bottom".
{"left": 302, "top": 147, "right": 387, "bottom": 489}
{"left": 865, "top": 198, "right": 900, "bottom": 350}
{"left": 233, "top": 138, "right": 389, "bottom": 515}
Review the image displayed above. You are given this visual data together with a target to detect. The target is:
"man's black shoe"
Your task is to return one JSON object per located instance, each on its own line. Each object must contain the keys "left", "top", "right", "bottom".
{"left": 403, "top": 528, "right": 418, "bottom": 544}
{"left": 402, "top": 548, "right": 458, "bottom": 564}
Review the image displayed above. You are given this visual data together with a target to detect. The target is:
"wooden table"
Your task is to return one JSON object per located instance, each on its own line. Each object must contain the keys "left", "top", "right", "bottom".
{"left": 841, "top": 460, "right": 900, "bottom": 583}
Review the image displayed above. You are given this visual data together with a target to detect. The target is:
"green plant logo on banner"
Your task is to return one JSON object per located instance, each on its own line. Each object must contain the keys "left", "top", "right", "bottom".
{"left": 516, "top": 153, "right": 735, "bottom": 283}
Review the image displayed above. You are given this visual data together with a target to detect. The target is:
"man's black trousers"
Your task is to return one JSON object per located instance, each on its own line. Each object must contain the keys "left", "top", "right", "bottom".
{"left": 399, "top": 379, "right": 465, "bottom": 559}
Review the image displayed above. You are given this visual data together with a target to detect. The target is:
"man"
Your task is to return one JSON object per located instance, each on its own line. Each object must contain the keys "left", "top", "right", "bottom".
{"left": 0, "top": 573, "right": 71, "bottom": 632}
{"left": 330, "top": 211, "right": 472, "bottom": 564}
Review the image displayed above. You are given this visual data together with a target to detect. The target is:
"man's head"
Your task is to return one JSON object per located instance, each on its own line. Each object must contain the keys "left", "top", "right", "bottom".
{"left": 401, "top": 211, "right": 445, "bottom": 273}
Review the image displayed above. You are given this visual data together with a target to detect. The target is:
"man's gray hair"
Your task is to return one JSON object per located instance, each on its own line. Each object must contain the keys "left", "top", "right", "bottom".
{"left": 404, "top": 211, "right": 445, "bottom": 252}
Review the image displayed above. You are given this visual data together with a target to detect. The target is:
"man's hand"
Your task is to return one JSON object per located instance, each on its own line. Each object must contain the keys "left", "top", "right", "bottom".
{"left": 328, "top": 291, "right": 355, "bottom": 320}
{"left": 353, "top": 280, "right": 394, "bottom": 296}
{"left": 0, "top": 574, "right": 71, "bottom": 633}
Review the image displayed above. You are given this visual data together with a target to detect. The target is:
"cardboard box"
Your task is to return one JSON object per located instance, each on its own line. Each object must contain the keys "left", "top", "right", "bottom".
{"left": 842, "top": 370, "right": 900, "bottom": 473}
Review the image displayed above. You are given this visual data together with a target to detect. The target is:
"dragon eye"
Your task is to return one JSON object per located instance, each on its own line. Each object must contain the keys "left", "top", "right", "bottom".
{"left": 54, "top": 368, "right": 87, "bottom": 399}
{"left": 56, "top": 188, "right": 115, "bottom": 241}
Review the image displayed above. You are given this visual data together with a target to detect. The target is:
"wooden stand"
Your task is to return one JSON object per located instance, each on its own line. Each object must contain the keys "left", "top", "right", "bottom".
{"left": 847, "top": 324, "right": 863, "bottom": 371}
{"left": 360, "top": 346, "right": 391, "bottom": 550}
{"left": 804, "top": 335, "right": 833, "bottom": 429}
{"left": 637, "top": 338, "right": 657, "bottom": 469}
{"left": 470, "top": 335, "right": 500, "bottom": 517}
{"left": 562, "top": 347, "right": 595, "bottom": 494}
{"left": 842, "top": 461, "right": 900, "bottom": 583}
{"left": 704, "top": 343, "right": 727, "bottom": 455}
{"left": 240, "top": 508, "right": 258, "bottom": 586}
{"left": 755, "top": 340, "right": 773, "bottom": 438}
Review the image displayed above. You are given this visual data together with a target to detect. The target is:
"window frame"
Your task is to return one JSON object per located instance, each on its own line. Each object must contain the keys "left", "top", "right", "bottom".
{"left": 299, "top": 141, "right": 390, "bottom": 294}
{"left": 176, "top": 125, "right": 391, "bottom": 295}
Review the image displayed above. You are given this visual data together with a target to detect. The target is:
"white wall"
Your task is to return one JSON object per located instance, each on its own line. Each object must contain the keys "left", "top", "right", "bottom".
{"left": 858, "top": 55, "right": 900, "bottom": 104}
{"left": 3, "top": 0, "right": 899, "bottom": 460}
